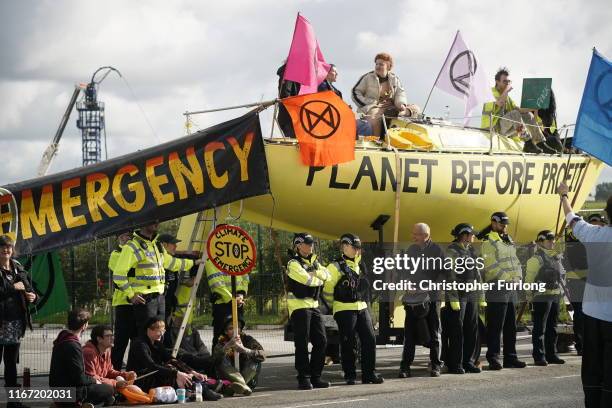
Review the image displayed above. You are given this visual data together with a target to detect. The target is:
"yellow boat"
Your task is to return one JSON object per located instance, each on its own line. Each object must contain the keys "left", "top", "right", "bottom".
{"left": 178, "top": 120, "right": 603, "bottom": 244}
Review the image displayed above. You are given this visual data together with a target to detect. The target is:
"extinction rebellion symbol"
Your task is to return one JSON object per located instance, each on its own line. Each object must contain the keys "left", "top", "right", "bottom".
{"left": 299, "top": 100, "right": 341, "bottom": 139}
{"left": 450, "top": 50, "right": 478, "bottom": 96}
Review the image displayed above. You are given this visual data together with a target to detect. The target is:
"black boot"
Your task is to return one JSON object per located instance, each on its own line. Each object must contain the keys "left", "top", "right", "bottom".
{"left": 203, "top": 385, "right": 224, "bottom": 401}
{"left": 546, "top": 136, "right": 564, "bottom": 152}
{"left": 298, "top": 377, "right": 313, "bottom": 390}
{"left": 546, "top": 355, "right": 566, "bottom": 364}
{"left": 311, "top": 377, "right": 330, "bottom": 388}
{"left": 537, "top": 142, "right": 558, "bottom": 154}
{"left": 523, "top": 139, "right": 543, "bottom": 154}
{"left": 362, "top": 372, "right": 384, "bottom": 384}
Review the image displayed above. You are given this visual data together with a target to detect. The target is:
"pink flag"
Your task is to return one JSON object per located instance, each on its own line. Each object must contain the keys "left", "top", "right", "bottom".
{"left": 434, "top": 31, "right": 490, "bottom": 125}
{"left": 283, "top": 13, "right": 331, "bottom": 95}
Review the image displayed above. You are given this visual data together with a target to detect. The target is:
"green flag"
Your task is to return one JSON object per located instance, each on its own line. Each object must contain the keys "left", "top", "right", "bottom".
{"left": 20, "top": 252, "right": 70, "bottom": 319}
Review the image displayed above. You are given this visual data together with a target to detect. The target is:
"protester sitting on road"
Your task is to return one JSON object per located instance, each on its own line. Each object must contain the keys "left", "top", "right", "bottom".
{"left": 83, "top": 325, "right": 137, "bottom": 391}
{"left": 126, "top": 317, "right": 222, "bottom": 401}
{"left": 525, "top": 230, "right": 566, "bottom": 366}
{"left": 213, "top": 315, "right": 265, "bottom": 396}
{"left": 49, "top": 308, "right": 115, "bottom": 407}
{"left": 352, "top": 52, "right": 420, "bottom": 138}
{"left": 535, "top": 89, "right": 564, "bottom": 152}
{"left": 481, "top": 67, "right": 555, "bottom": 154}
{"left": 0, "top": 234, "right": 36, "bottom": 408}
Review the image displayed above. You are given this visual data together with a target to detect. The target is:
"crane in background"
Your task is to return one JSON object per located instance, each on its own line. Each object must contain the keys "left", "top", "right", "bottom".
{"left": 37, "top": 66, "right": 122, "bottom": 175}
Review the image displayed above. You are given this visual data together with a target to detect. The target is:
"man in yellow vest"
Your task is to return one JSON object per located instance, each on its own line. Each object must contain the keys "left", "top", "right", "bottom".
{"left": 113, "top": 223, "right": 200, "bottom": 336}
{"left": 323, "top": 233, "right": 383, "bottom": 385}
{"left": 480, "top": 212, "right": 526, "bottom": 370}
{"left": 525, "top": 230, "right": 566, "bottom": 366}
{"left": 205, "top": 258, "right": 250, "bottom": 349}
{"left": 109, "top": 230, "right": 135, "bottom": 370}
{"left": 286, "top": 232, "right": 331, "bottom": 390}
{"left": 481, "top": 68, "right": 555, "bottom": 154}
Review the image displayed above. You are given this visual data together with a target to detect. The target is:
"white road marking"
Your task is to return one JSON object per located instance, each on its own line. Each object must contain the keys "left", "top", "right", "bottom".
{"left": 282, "top": 398, "right": 369, "bottom": 408}
{"left": 553, "top": 374, "right": 581, "bottom": 379}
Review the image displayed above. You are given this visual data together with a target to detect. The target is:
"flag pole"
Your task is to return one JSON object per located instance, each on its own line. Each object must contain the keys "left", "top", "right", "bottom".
{"left": 184, "top": 99, "right": 277, "bottom": 116}
{"left": 422, "top": 30, "right": 460, "bottom": 115}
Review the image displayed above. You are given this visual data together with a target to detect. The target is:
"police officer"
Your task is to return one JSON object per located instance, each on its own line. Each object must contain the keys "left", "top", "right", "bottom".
{"left": 480, "top": 212, "right": 526, "bottom": 370}
{"left": 113, "top": 223, "right": 199, "bottom": 336}
{"left": 109, "top": 230, "right": 136, "bottom": 369}
{"left": 323, "top": 233, "right": 383, "bottom": 385}
{"left": 525, "top": 230, "right": 566, "bottom": 366}
{"left": 565, "top": 213, "right": 606, "bottom": 356}
{"left": 286, "top": 233, "right": 331, "bottom": 390}
{"left": 206, "top": 257, "right": 250, "bottom": 349}
{"left": 399, "top": 223, "right": 448, "bottom": 378}
{"left": 441, "top": 223, "right": 486, "bottom": 374}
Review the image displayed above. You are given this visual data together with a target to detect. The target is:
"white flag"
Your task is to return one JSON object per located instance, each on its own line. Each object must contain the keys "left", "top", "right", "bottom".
{"left": 434, "top": 31, "right": 490, "bottom": 125}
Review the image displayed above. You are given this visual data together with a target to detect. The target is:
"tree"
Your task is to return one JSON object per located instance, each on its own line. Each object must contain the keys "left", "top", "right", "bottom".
{"left": 595, "top": 182, "right": 612, "bottom": 201}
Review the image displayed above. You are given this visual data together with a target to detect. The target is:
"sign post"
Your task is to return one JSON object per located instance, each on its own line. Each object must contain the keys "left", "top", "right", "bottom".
{"left": 206, "top": 224, "right": 257, "bottom": 367}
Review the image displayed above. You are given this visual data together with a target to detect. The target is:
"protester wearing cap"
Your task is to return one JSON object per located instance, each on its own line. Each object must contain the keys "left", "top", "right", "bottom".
{"left": 441, "top": 224, "right": 486, "bottom": 375}
{"left": 558, "top": 182, "right": 612, "bottom": 407}
{"left": 525, "top": 230, "right": 565, "bottom": 366}
{"left": 286, "top": 232, "right": 331, "bottom": 390}
{"left": 563, "top": 213, "right": 605, "bottom": 357}
{"left": 323, "top": 234, "right": 383, "bottom": 385}
{"left": 479, "top": 212, "right": 526, "bottom": 370}
{"left": 0, "top": 235, "right": 36, "bottom": 401}
{"left": 399, "top": 223, "right": 450, "bottom": 378}
{"left": 109, "top": 230, "right": 137, "bottom": 369}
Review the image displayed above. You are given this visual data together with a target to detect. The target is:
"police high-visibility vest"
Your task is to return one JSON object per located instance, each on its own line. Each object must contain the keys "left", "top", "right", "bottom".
{"left": 526, "top": 248, "right": 563, "bottom": 297}
{"left": 535, "top": 115, "right": 557, "bottom": 135}
{"left": 112, "top": 231, "right": 194, "bottom": 300}
{"left": 109, "top": 245, "right": 133, "bottom": 306}
{"left": 481, "top": 86, "right": 518, "bottom": 130}
{"left": 172, "top": 275, "right": 196, "bottom": 324}
{"left": 205, "top": 259, "right": 249, "bottom": 305}
{"left": 286, "top": 253, "right": 330, "bottom": 317}
{"left": 323, "top": 256, "right": 367, "bottom": 315}
{"left": 481, "top": 231, "right": 522, "bottom": 283}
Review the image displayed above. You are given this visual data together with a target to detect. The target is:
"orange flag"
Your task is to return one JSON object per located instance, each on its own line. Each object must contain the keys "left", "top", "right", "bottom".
{"left": 280, "top": 91, "right": 356, "bottom": 166}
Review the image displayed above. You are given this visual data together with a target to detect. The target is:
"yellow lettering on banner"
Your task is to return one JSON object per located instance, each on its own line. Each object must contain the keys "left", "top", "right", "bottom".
{"left": 168, "top": 147, "right": 204, "bottom": 199}
{"left": 146, "top": 156, "right": 175, "bottom": 206}
{"left": 86, "top": 173, "right": 118, "bottom": 222}
{"left": 61, "top": 178, "right": 87, "bottom": 229}
{"left": 20, "top": 186, "right": 61, "bottom": 239}
{"left": 228, "top": 133, "right": 253, "bottom": 182}
{"left": 113, "top": 165, "right": 145, "bottom": 212}
{"left": 204, "top": 142, "right": 228, "bottom": 189}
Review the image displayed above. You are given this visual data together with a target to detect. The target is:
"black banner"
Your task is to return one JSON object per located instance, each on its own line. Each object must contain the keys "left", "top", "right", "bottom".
{"left": 0, "top": 111, "right": 270, "bottom": 255}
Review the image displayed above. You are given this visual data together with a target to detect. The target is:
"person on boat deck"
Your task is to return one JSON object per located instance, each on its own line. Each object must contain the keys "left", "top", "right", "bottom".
{"left": 276, "top": 62, "right": 301, "bottom": 138}
{"left": 534, "top": 89, "right": 564, "bottom": 152}
{"left": 323, "top": 233, "right": 384, "bottom": 385}
{"left": 286, "top": 232, "right": 331, "bottom": 390}
{"left": 318, "top": 64, "right": 342, "bottom": 97}
{"left": 481, "top": 67, "right": 556, "bottom": 154}
{"left": 525, "top": 230, "right": 566, "bottom": 367}
{"left": 351, "top": 52, "right": 420, "bottom": 139}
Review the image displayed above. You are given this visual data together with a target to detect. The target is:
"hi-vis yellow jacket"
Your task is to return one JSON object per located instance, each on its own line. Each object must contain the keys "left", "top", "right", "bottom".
{"left": 323, "top": 256, "right": 367, "bottom": 314}
{"left": 109, "top": 245, "right": 131, "bottom": 307}
{"left": 113, "top": 231, "right": 194, "bottom": 301}
{"left": 205, "top": 259, "right": 249, "bottom": 305}
{"left": 525, "top": 247, "right": 563, "bottom": 298}
{"left": 481, "top": 231, "right": 522, "bottom": 283}
{"left": 172, "top": 274, "right": 196, "bottom": 324}
{"left": 286, "top": 253, "right": 330, "bottom": 317}
{"left": 481, "top": 86, "right": 518, "bottom": 130}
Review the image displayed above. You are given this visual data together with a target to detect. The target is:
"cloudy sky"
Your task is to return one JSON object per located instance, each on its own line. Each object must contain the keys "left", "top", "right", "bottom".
{"left": 1, "top": 0, "right": 611, "bottom": 187}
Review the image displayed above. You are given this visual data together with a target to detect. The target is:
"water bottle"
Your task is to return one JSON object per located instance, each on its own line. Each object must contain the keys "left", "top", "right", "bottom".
{"left": 195, "top": 382, "right": 203, "bottom": 402}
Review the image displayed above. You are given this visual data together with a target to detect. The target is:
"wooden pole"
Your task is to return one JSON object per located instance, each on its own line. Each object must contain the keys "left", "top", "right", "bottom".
{"left": 231, "top": 276, "right": 239, "bottom": 368}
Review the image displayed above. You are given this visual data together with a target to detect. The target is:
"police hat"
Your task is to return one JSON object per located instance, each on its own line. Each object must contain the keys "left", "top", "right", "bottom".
{"left": 587, "top": 213, "right": 605, "bottom": 223}
{"left": 451, "top": 223, "right": 477, "bottom": 237}
{"left": 491, "top": 211, "right": 510, "bottom": 225}
{"left": 293, "top": 233, "right": 314, "bottom": 246}
{"left": 0, "top": 235, "right": 14, "bottom": 247}
{"left": 157, "top": 233, "right": 181, "bottom": 244}
{"left": 537, "top": 230, "right": 555, "bottom": 241}
{"left": 340, "top": 233, "right": 362, "bottom": 248}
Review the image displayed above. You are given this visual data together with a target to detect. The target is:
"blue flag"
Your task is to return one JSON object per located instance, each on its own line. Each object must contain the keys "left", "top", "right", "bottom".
{"left": 573, "top": 49, "right": 612, "bottom": 166}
